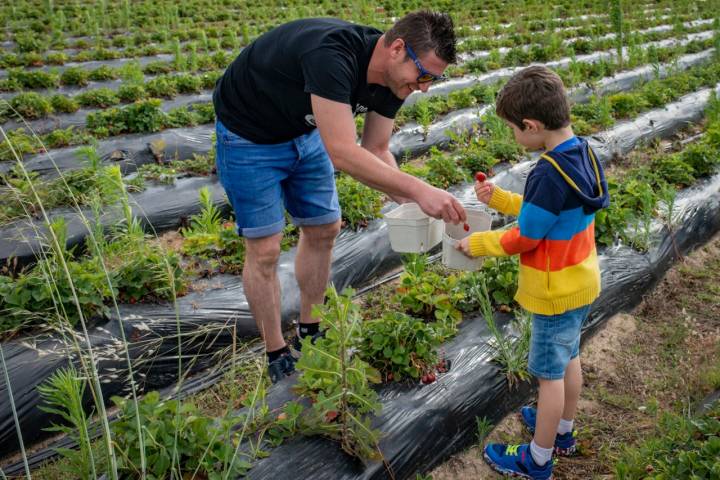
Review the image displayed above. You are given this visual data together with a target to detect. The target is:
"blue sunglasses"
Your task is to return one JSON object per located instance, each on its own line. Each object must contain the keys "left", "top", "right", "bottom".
{"left": 405, "top": 43, "right": 447, "bottom": 84}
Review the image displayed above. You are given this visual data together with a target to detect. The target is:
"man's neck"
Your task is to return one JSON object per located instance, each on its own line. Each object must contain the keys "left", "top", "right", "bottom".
{"left": 543, "top": 126, "right": 576, "bottom": 152}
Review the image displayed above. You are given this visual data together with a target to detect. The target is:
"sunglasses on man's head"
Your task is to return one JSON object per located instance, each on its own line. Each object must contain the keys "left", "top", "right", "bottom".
{"left": 404, "top": 43, "right": 447, "bottom": 84}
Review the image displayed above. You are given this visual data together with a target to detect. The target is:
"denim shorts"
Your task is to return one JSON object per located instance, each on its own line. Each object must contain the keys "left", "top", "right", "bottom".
{"left": 215, "top": 120, "right": 341, "bottom": 238}
{"left": 528, "top": 305, "right": 591, "bottom": 380}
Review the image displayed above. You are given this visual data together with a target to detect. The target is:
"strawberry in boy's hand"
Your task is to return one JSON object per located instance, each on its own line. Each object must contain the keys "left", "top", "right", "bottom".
{"left": 474, "top": 171, "right": 494, "bottom": 204}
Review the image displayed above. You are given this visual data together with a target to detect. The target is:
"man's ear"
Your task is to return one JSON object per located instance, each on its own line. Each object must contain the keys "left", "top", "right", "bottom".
{"left": 522, "top": 119, "right": 543, "bottom": 132}
{"left": 388, "top": 37, "right": 405, "bottom": 60}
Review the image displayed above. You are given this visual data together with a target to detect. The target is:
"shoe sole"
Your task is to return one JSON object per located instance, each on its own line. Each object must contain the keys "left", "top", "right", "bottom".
{"left": 482, "top": 451, "right": 553, "bottom": 480}
{"left": 520, "top": 413, "right": 577, "bottom": 458}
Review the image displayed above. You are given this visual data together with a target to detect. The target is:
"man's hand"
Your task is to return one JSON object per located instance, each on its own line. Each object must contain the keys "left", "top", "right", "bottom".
{"left": 475, "top": 179, "right": 494, "bottom": 204}
{"left": 455, "top": 236, "right": 473, "bottom": 257}
{"left": 415, "top": 183, "right": 467, "bottom": 224}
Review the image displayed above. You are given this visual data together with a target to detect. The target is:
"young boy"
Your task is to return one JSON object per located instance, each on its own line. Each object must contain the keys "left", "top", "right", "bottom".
{"left": 457, "top": 66, "right": 609, "bottom": 479}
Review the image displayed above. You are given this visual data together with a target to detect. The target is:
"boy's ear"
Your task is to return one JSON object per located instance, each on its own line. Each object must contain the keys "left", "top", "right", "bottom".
{"left": 522, "top": 119, "right": 543, "bottom": 132}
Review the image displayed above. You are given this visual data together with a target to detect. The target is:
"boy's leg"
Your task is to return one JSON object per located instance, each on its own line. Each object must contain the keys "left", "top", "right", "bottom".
{"left": 534, "top": 378, "right": 565, "bottom": 449}
{"left": 562, "top": 356, "right": 582, "bottom": 422}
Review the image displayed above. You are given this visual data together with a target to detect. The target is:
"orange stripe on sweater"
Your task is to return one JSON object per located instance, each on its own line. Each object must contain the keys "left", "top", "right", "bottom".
{"left": 509, "top": 224, "right": 596, "bottom": 271}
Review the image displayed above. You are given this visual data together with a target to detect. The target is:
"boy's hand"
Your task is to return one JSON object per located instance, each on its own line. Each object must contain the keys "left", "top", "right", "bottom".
{"left": 455, "top": 236, "right": 473, "bottom": 257}
{"left": 475, "top": 178, "right": 494, "bottom": 204}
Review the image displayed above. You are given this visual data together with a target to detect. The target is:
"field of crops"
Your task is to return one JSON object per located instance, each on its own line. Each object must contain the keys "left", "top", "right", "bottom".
{"left": 0, "top": 0, "right": 719, "bottom": 479}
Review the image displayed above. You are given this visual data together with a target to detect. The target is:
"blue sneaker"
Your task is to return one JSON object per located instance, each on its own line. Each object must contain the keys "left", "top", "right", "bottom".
{"left": 520, "top": 406, "right": 577, "bottom": 456}
{"left": 483, "top": 443, "right": 553, "bottom": 479}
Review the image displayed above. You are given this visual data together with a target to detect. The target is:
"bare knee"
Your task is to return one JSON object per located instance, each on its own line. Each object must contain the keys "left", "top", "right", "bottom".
{"left": 300, "top": 220, "right": 341, "bottom": 247}
{"left": 245, "top": 234, "right": 282, "bottom": 275}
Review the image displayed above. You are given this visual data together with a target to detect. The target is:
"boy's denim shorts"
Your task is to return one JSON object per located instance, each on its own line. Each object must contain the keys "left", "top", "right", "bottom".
{"left": 528, "top": 305, "right": 591, "bottom": 380}
{"left": 214, "top": 120, "right": 341, "bottom": 238}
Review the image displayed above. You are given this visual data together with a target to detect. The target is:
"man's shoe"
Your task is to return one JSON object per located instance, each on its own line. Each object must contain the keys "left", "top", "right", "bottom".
{"left": 483, "top": 443, "right": 553, "bottom": 479}
{"left": 290, "top": 329, "right": 326, "bottom": 355}
{"left": 267, "top": 352, "right": 297, "bottom": 384}
{"left": 520, "top": 406, "right": 577, "bottom": 456}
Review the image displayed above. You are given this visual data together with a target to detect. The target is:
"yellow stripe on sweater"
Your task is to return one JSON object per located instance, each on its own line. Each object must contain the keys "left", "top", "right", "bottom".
{"left": 514, "top": 249, "right": 601, "bottom": 315}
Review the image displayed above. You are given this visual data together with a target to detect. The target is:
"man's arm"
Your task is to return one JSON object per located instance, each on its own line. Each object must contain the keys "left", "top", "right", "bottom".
{"left": 311, "top": 94, "right": 466, "bottom": 223}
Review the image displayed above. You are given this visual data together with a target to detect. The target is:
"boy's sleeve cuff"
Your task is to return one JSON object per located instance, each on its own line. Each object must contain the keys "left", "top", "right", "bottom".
{"left": 468, "top": 233, "right": 488, "bottom": 257}
{"left": 488, "top": 186, "right": 511, "bottom": 211}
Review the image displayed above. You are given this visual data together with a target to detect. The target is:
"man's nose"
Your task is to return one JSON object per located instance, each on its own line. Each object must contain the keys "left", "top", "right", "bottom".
{"left": 419, "top": 82, "right": 431, "bottom": 93}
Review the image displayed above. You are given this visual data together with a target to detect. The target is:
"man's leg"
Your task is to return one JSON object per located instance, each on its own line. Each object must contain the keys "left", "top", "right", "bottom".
{"left": 295, "top": 220, "right": 342, "bottom": 326}
{"left": 243, "top": 233, "right": 285, "bottom": 351}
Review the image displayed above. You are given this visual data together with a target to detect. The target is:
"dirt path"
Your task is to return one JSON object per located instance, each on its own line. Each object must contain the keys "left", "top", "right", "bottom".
{"left": 429, "top": 235, "right": 720, "bottom": 480}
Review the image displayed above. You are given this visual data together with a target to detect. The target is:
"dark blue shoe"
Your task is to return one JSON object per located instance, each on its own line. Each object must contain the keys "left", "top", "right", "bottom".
{"left": 290, "top": 329, "right": 326, "bottom": 355}
{"left": 483, "top": 443, "right": 553, "bottom": 479}
{"left": 520, "top": 406, "right": 577, "bottom": 456}
{"left": 267, "top": 352, "right": 297, "bottom": 384}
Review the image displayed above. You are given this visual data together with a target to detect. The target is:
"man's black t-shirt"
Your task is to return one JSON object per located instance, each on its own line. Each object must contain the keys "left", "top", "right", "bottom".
{"left": 213, "top": 18, "right": 405, "bottom": 144}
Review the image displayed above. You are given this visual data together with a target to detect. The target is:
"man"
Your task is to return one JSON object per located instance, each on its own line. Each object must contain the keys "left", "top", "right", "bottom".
{"left": 213, "top": 10, "right": 466, "bottom": 383}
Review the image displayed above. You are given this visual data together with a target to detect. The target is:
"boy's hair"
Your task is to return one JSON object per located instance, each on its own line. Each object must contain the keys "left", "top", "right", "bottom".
{"left": 384, "top": 10, "right": 457, "bottom": 64}
{"left": 495, "top": 66, "right": 570, "bottom": 130}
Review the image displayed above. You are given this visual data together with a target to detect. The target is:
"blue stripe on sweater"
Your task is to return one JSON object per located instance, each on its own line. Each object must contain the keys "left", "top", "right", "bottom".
{"left": 544, "top": 206, "right": 595, "bottom": 241}
{"left": 518, "top": 201, "right": 559, "bottom": 240}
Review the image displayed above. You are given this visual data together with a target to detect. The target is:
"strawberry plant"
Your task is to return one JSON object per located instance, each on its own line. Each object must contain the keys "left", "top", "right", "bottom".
{"left": 111, "top": 391, "right": 248, "bottom": 479}
{"left": 394, "top": 254, "right": 464, "bottom": 326}
{"left": 45, "top": 52, "right": 68, "bottom": 65}
{"left": 145, "top": 75, "right": 179, "bottom": 98}
{"left": 60, "top": 67, "right": 90, "bottom": 87}
{"left": 179, "top": 187, "right": 297, "bottom": 274}
{"left": 138, "top": 153, "right": 215, "bottom": 183}
{"left": 335, "top": 173, "right": 383, "bottom": 230}
{"left": 295, "top": 286, "right": 382, "bottom": 461}
{"left": 425, "top": 147, "right": 466, "bottom": 189}
{"left": 88, "top": 65, "right": 117, "bottom": 82}
{"left": 50, "top": 94, "right": 80, "bottom": 114}
{"left": 358, "top": 311, "right": 444, "bottom": 381}
{"left": 9, "top": 92, "right": 53, "bottom": 120}
{"left": 75, "top": 88, "right": 120, "bottom": 108}
{"left": 117, "top": 83, "right": 147, "bottom": 103}
{"left": 112, "top": 246, "right": 185, "bottom": 303}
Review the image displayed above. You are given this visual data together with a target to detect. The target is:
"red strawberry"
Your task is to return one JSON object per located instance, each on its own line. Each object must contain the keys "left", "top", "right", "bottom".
{"left": 463, "top": 223, "right": 470, "bottom": 232}
{"left": 475, "top": 172, "right": 487, "bottom": 182}
{"left": 325, "top": 410, "right": 339, "bottom": 422}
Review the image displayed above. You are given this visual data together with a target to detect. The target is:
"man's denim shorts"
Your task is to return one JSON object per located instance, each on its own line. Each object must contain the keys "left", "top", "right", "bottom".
{"left": 528, "top": 305, "right": 591, "bottom": 380}
{"left": 215, "top": 120, "right": 341, "bottom": 238}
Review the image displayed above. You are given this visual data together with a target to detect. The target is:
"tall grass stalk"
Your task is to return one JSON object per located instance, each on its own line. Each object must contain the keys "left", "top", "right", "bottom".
{"left": 477, "top": 276, "right": 531, "bottom": 388}
{"left": 0, "top": 116, "right": 128, "bottom": 478}
{"left": 0, "top": 343, "right": 31, "bottom": 479}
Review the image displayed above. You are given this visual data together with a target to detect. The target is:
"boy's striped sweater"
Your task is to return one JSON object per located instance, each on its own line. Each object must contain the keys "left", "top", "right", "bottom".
{"left": 469, "top": 137, "right": 610, "bottom": 315}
